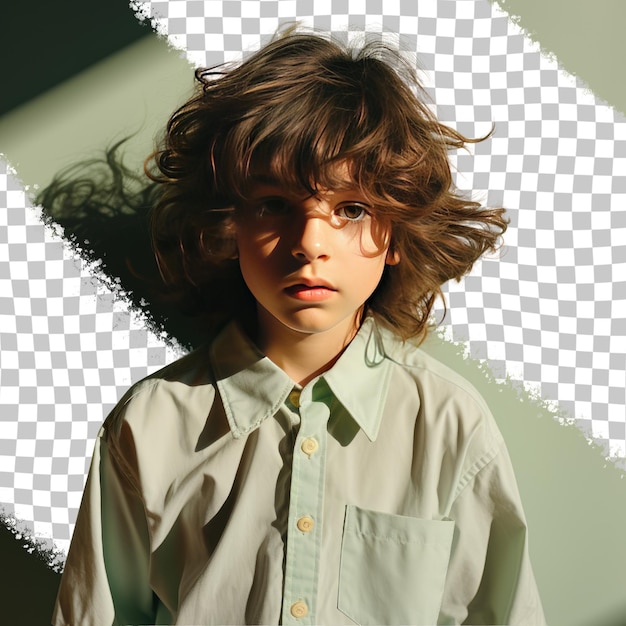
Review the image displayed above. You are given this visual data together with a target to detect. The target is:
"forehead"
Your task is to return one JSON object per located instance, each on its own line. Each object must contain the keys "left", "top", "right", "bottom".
{"left": 247, "top": 173, "right": 371, "bottom": 204}
{"left": 247, "top": 161, "right": 363, "bottom": 194}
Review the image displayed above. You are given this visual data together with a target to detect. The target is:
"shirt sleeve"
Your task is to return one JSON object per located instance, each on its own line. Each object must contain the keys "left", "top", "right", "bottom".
{"left": 438, "top": 440, "right": 546, "bottom": 626}
{"left": 52, "top": 425, "right": 155, "bottom": 626}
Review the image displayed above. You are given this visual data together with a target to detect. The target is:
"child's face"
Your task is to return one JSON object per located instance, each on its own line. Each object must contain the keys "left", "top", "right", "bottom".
{"left": 235, "top": 170, "right": 398, "bottom": 342}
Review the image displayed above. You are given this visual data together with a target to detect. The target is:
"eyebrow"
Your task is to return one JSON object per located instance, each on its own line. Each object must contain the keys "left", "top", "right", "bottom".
{"left": 247, "top": 173, "right": 372, "bottom": 205}
{"left": 249, "top": 173, "right": 281, "bottom": 186}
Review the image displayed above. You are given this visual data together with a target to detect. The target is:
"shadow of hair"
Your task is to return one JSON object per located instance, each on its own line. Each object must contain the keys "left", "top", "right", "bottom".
{"left": 36, "top": 140, "right": 211, "bottom": 350}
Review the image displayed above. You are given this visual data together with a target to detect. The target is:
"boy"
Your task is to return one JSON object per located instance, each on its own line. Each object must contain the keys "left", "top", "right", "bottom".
{"left": 53, "top": 31, "right": 545, "bottom": 625}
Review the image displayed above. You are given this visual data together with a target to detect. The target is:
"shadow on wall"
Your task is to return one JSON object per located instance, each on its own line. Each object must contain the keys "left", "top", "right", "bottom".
{"left": 0, "top": 522, "right": 60, "bottom": 624}
{"left": 35, "top": 144, "right": 212, "bottom": 351}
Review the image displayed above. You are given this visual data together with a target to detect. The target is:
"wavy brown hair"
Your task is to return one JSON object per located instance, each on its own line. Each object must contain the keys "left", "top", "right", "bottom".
{"left": 148, "top": 29, "right": 507, "bottom": 342}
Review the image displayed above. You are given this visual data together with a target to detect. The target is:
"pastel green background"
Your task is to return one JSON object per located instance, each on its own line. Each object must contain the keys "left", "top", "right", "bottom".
{"left": 491, "top": 0, "right": 626, "bottom": 116}
{"left": 0, "top": 1, "right": 625, "bottom": 625}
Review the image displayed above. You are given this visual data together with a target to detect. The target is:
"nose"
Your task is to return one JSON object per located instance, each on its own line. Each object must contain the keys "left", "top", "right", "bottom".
{"left": 291, "top": 212, "right": 331, "bottom": 262}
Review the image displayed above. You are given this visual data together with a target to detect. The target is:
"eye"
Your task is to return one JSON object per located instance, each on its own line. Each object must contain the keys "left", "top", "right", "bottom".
{"left": 335, "top": 203, "right": 370, "bottom": 222}
{"left": 255, "top": 197, "right": 292, "bottom": 218}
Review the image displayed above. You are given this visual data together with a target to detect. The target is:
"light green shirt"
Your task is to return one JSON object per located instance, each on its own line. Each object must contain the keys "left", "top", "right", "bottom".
{"left": 53, "top": 317, "right": 545, "bottom": 625}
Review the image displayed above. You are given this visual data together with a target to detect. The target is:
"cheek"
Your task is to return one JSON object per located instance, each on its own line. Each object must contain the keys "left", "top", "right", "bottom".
{"left": 236, "top": 231, "right": 280, "bottom": 291}
{"left": 236, "top": 228, "right": 263, "bottom": 267}
{"left": 236, "top": 224, "right": 281, "bottom": 256}
{"left": 351, "top": 255, "right": 388, "bottom": 295}
{"left": 352, "top": 220, "right": 392, "bottom": 257}
{"left": 235, "top": 233, "right": 257, "bottom": 285}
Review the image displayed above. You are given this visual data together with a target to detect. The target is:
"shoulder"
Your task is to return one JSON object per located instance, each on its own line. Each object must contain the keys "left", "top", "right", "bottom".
{"left": 98, "top": 344, "right": 227, "bottom": 499}
{"left": 379, "top": 326, "right": 504, "bottom": 478}
{"left": 103, "top": 344, "right": 218, "bottom": 443}
{"left": 382, "top": 329, "right": 494, "bottom": 417}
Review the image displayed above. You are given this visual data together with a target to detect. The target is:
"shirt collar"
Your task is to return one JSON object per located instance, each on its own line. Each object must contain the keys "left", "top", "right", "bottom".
{"left": 210, "top": 317, "right": 394, "bottom": 441}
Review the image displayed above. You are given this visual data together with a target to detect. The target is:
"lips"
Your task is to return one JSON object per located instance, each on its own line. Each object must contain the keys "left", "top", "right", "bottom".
{"left": 286, "top": 277, "right": 337, "bottom": 290}
{"left": 284, "top": 280, "right": 337, "bottom": 301}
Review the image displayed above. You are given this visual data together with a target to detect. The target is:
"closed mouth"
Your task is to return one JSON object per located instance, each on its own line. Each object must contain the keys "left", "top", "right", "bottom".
{"left": 284, "top": 284, "right": 337, "bottom": 300}
{"left": 286, "top": 277, "right": 337, "bottom": 291}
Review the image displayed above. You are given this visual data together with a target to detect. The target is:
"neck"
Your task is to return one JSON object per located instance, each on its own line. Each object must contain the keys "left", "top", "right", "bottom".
{"left": 254, "top": 309, "right": 360, "bottom": 386}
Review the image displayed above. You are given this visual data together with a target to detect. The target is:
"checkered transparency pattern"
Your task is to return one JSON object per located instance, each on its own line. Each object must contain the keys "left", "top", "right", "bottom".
{"left": 426, "top": 15, "right": 626, "bottom": 460}
{"left": 0, "top": 0, "right": 624, "bottom": 555}
{"left": 0, "top": 161, "right": 184, "bottom": 554}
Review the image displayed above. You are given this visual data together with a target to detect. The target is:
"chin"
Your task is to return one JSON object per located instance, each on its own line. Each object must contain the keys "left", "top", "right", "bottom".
{"left": 280, "top": 319, "right": 334, "bottom": 335}
{"left": 278, "top": 312, "right": 359, "bottom": 337}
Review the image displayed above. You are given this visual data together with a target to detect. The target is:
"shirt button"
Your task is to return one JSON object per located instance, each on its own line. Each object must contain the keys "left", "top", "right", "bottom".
{"left": 301, "top": 437, "right": 319, "bottom": 457}
{"left": 296, "top": 516, "right": 314, "bottom": 532}
{"left": 290, "top": 601, "right": 308, "bottom": 619}
{"left": 288, "top": 389, "right": 301, "bottom": 408}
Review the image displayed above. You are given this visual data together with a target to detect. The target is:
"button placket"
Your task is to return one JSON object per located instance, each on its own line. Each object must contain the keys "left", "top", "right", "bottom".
{"left": 281, "top": 398, "right": 329, "bottom": 624}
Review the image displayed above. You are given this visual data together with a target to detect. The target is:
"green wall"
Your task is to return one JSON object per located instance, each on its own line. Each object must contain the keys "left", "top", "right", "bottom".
{"left": 490, "top": 0, "right": 626, "bottom": 115}
{"left": 0, "top": 36, "right": 194, "bottom": 189}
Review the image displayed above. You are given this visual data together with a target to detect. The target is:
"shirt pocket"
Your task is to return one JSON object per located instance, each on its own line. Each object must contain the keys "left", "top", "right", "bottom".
{"left": 337, "top": 505, "right": 454, "bottom": 626}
